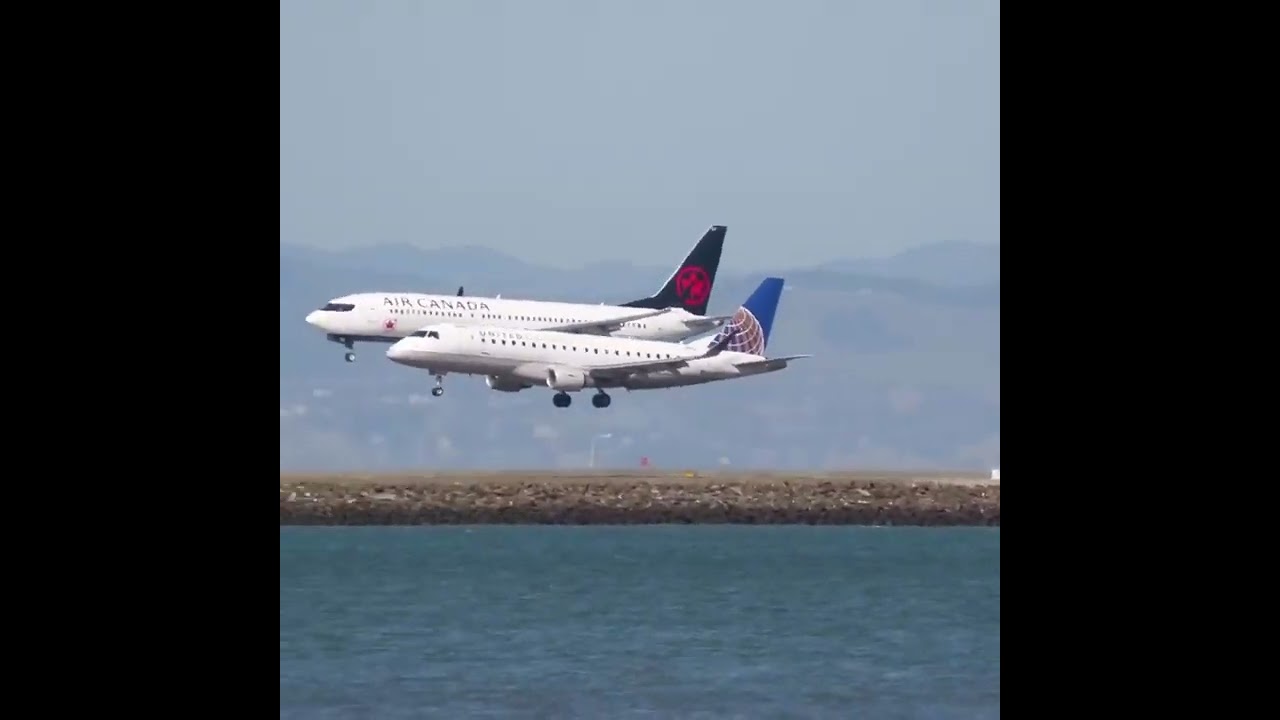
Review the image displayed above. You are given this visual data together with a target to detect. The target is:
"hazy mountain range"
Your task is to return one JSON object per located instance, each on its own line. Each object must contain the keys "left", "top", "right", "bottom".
{"left": 280, "top": 240, "right": 999, "bottom": 472}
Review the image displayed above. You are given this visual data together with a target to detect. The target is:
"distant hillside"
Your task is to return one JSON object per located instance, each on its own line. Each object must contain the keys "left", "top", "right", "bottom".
{"left": 816, "top": 241, "right": 1000, "bottom": 287}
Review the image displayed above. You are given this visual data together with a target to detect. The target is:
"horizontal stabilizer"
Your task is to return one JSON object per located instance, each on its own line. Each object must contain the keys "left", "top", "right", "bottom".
{"left": 732, "top": 354, "right": 813, "bottom": 372}
{"left": 684, "top": 314, "right": 733, "bottom": 329}
{"left": 544, "top": 308, "right": 671, "bottom": 335}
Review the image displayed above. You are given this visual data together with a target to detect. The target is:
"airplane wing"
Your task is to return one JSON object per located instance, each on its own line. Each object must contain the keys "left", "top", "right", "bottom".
{"left": 732, "top": 354, "right": 813, "bottom": 372}
{"left": 585, "top": 329, "right": 737, "bottom": 380}
{"left": 543, "top": 308, "right": 672, "bottom": 335}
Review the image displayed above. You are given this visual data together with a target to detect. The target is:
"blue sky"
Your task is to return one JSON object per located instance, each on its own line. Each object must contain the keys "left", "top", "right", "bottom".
{"left": 281, "top": 0, "right": 1000, "bottom": 270}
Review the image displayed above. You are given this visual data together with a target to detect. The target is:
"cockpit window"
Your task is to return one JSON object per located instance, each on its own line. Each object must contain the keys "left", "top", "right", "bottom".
{"left": 320, "top": 303, "right": 355, "bottom": 312}
{"left": 410, "top": 330, "right": 441, "bottom": 339}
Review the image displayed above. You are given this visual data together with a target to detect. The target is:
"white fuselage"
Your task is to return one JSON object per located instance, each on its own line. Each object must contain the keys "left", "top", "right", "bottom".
{"left": 304, "top": 292, "right": 719, "bottom": 344}
{"left": 385, "top": 324, "right": 785, "bottom": 392}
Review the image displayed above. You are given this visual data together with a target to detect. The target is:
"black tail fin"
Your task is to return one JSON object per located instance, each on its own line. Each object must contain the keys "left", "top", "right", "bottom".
{"left": 621, "top": 225, "right": 726, "bottom": 316}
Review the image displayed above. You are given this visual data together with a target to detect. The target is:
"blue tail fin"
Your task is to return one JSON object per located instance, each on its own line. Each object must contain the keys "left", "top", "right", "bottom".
{"left": 710, "top": 277, "right": 785, "bottom": 356}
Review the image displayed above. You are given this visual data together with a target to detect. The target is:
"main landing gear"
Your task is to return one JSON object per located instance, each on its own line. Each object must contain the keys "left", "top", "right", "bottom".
{"left": 344, "top": 352, "right": 356, "bottom": 363}
{"left": 552, "top": 391, "right": 612, "bottom": 408}
{"left": 431, "top": 374, "right": 445, "bottom": 397}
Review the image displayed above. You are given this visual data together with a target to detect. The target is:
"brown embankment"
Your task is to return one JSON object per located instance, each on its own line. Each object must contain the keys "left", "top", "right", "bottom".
{"left": 280, "top": 471, "right": 1000, "bottom": 526}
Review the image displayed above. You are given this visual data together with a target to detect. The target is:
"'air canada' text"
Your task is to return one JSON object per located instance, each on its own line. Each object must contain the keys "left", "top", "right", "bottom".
{"left": 383, "top": 296, "right": 491, "bottom": 311}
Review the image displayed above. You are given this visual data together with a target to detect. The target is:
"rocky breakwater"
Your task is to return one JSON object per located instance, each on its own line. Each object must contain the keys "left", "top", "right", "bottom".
{"left": 279, "top": 471, "right": 1000, "bottom": 526}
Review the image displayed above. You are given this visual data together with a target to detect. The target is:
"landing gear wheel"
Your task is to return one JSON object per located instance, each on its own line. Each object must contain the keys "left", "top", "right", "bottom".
{"left": 553, "top": 392, "right": 572, "bottom": 408}
{"left": 344, "top": 352, "right": 356, "bottom": 363}
{"left": 431, "top": 386, "right": 444, "bottom": 397}
{"left": 591, "top": 392, "right": 612, "bottom": 408}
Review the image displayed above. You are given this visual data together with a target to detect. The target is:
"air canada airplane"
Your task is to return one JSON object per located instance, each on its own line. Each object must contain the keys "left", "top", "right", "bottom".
{"left": 385, "top": 276, "right": 810, "bottom": 406}
{"left": 305, "top": 225, "right": 729, "bottom": 363}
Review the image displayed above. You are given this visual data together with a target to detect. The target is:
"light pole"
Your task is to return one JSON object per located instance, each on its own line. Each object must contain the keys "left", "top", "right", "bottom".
{"left": 589, "top": 433, "right": 612, "bottom": 469}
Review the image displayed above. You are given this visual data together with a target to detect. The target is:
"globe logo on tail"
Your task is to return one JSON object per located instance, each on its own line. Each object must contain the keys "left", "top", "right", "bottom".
{"left": 711, "top": 307, "right": 766, "bottom": 356}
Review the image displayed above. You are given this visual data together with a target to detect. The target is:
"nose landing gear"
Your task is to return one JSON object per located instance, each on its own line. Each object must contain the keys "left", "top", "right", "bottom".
{"left": 328, "top": 336, "right": 356, "bottom": 363}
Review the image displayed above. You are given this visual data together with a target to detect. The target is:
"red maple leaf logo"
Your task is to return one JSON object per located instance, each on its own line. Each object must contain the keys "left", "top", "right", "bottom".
{"left": 384, "top": 318, "right": 397, "bottom": 330}
{"left": 674, "top": 265, "right": 710, "bottom": 306}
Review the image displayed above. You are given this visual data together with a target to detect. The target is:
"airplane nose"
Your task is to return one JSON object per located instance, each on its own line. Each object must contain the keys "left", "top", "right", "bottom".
{"left": 305, "top": 311, "right": 321, "bottom": 326}
{"left": 386, "top": 341, "right": 411, "bottom": 364}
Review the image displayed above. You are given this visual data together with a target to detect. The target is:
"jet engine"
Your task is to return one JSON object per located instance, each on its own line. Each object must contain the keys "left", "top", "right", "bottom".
{"left": 485, "top": 375, "right": 530, "bottom": 393}
{"left": 545, "top": 366, "right": 590, "bottom": 391}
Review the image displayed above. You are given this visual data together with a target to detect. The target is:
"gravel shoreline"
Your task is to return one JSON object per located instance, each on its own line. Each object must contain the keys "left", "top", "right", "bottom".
{"left": 280, "top": 472, "right": 1000, "bottom": 526}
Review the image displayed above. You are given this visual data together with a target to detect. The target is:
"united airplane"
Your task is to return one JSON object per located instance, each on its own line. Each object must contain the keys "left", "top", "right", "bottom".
{"left": 305, "top": 225, "right": 729, "bottom": 363}
{"left": 384, "top": 276, "right": 809, "bottom": 405}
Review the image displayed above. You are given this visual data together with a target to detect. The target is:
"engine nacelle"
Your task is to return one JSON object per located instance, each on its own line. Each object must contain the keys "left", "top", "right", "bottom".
{"left": 545, "top": 366, "right": 590, "bottom": 391}
{"left": 485, "top": 375, "right": 530, "bottom": 393}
